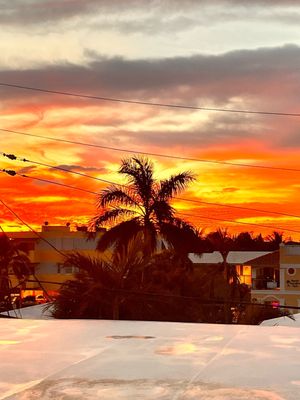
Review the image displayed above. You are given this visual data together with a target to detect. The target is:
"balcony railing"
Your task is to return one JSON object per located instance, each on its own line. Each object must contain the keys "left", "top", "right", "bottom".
{"left": 252, "top": 278, "right": 279, "bottom": 290}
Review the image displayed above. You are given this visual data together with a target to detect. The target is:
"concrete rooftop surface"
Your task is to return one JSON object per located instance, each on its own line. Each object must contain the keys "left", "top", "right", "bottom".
{"left": 0, "top": 319, "right": 300, "bottom": 399}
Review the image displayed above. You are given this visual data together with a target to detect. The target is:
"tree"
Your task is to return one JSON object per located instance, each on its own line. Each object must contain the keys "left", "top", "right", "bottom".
{"left": 234, "top": 231, "right": 255, "bottom": 251}
{"left": 92, "top": 157, "right": 201, "bottom": 256}
{"left": 51, "top": 240, "right": 199, "bottom": 322}
{"left": 0, "top": 233, "right": 31, "bottom": 308}
{"left": 266, "top": 231, "right": 284, "bottom": 250}
{"left": 207, "top": 228, "right": 237, "bottom": 323}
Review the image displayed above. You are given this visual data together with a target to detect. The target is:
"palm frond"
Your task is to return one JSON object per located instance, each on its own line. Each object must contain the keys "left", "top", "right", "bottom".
{"left": 159, "top": 218, "right": 203, "bottom": 255}
{"left": 98, "top": 186, "right": 140, "bottom": 210}
{"left": 96, "top": 218, "right": 142, "bottom": 252}
{"left": 10, "top": 254, "right": 32, "bottom": 281}
{"left": 150, "top": 200, "right": 175, "bottom": 223}
{"left": 158, "top": 172, "right": 195, "bottom": 200}
{"left": 63, "top": 252, "right": 115, "bottom": 283}
{"left": 92, "top": 208, "right": 137, "bottom": 228}
{"left": 119, "top": 157, "right": 154, "bottom": 204}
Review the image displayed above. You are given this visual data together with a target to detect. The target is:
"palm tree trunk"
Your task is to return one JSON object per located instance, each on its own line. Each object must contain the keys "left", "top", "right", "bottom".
{"left": 112, "top": 296, "right": 120, "bottom": 320}
{"left": 223, "top": 257, "right": 232, "bottom": 324}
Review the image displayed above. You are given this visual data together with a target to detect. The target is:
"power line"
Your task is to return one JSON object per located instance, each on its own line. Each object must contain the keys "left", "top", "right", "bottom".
{"left": 18, "top": 279, "right": 300, "bottom": 311}
{"left": 178, "top": 211, "right": 300, "bottom": 234}
{"left": 176, "top": 197, "right": 300, "bottom": 220}
{"left": 1, "top": 127, "right": 300, "bottom": 172}
{"left": 3, "top": 152, "right": 300, "bottom": 221}
{"left": 2, "top": 168, "right": 300, "bottom": 235}
{"left": 0, "top": 198, "right": 67, "bottom": 258}
{"left": 1, "top": 168, "right": 99, "bottom": 195}
{"left": 1, "top": 152, "right": 122, "bottom": 187}
{"left": 2, "top": 82, "right": 300, "bottom": 118}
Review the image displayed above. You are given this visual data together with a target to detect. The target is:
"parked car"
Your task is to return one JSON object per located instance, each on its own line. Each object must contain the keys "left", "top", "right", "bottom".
{"left": 35, "top": 294, "right": 47, "bottom": 304}
{"left": 22, "top": 296, "right": 36, "bottom": 307}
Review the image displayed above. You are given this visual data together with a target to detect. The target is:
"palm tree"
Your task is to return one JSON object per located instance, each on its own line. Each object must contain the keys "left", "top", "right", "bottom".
{"left": 0, "top": 233, "right": 32, "bottom": 308}
{"left": 92, "top": 157, "right": 200, "bottom": 256}
{"left": 266, "top": 231, "right": 284, "bottom": 250}
{"left": 51, "top": 237, "right": 201, "bottom": 322}
{"left": 207, "top": 228, "right": 237, "bottom": 323}
{"left": 207, "top": 228, "right": 235, "bottom": 282}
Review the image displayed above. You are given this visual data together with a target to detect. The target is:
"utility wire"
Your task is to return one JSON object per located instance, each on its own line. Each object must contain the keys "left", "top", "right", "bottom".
{"left": 178, "top": 211, "right": 300, "bottom": 234}
{"left": 2, "top": 82, "right": 300, "bottom": 118}
{"left": 0, "top": 198, "right": 67, "bottom": 258}
{"left": 176, "top": 197, "right": 300, "bottom": 220}
{"left": 1, "top": 127, "right": 300, "bottom": 173}
{"left": 2, "top": 151, "right": 300, "bottom": 221}
{"left": 1, "top": 151, "right": 124, "bottom": 187}
{"left": 21, "top": 279, "right": 300, "bottom": 311}
{"left": 2, "top": 168, "right": 300, "bottom": 235}
{"left": 1, "top": 168, "right": 99, "bottom": 195}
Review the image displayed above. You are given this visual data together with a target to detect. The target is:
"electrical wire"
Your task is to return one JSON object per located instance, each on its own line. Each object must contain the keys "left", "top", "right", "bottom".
{"left": 1, "top": 127, "right": 300, "bottom": 172}
{"left": 0, "top": 198, "right": 67, "bottom": 258}
{"left": 2, "top": 151, "right": 300, "bottom": 221}
{"left": 2, "top": 168, "right": 300, "bottom": 235}
{"left": 176, "top": 197, "right": 300, "bottom": 220}
{"left": 21, "top": 279, "right": 300, "bottom": 311}
{"left": 177, "top": 211, "right": 300, "bottom": 234}
{"left": 1, "top": 82, "right": 300, "bottom": 118}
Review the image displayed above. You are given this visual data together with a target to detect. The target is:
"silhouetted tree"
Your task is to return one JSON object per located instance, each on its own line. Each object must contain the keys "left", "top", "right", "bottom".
{"left": 0, "top": 233, "right": 31, "bottom": 308}
{"left": 92, "top": 157, "right": 202, "bottom": 256}
{"left": 266, "top": 231, "right": 284, "bottom": 250}
{"left": 52, "top": 240, "right": 202, "bottom": 322}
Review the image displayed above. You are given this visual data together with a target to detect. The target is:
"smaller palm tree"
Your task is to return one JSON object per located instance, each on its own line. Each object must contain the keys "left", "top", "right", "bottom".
{"left": 0, "top": 233, "right": 32, "bottom": 308}
{"left": 266, "top": 231, "right": 284, "bottom": 250}
{"left": 52, "top": 238, "right": 197, "bottom": 321}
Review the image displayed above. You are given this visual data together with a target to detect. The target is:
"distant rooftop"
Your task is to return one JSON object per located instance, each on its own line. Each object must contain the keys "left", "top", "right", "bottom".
{"left": 189, "top": 251, "right": 271, "bottom": 265}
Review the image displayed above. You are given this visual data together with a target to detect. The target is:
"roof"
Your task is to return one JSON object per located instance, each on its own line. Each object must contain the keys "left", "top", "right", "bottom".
{"left": 246, "top": 250, "right": 279, "bottom": 267}
{"left": 261, "top": 312, "right": 300, "bottom": 327}
{"left": 189, "top": 251, "right": 271, "bottom": 265}
{"left": 1, "top": 304, "right": 54, "bottom": 320}
{"left": 1, "top": 319, "right": 300, "bottom": 399}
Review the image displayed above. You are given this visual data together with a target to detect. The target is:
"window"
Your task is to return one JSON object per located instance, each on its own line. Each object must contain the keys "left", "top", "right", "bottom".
{"left": 57, "top": 263, "right": 78, "bottom": 274}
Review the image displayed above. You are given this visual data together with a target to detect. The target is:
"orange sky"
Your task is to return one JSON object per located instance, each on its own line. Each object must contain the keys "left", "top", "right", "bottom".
{"left": 1, "top": 1, "right": 300, "bottom": 240}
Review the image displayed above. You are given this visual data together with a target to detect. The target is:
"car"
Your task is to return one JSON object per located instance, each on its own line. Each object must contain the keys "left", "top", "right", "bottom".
{"left": 35, "top": 294, "right": 47, "bottom": 304}
{"left": 22, "top": 296, "right": 36, "bottom": 307}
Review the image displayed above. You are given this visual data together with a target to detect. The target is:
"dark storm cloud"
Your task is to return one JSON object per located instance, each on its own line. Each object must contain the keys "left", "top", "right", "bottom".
{"left": 1, "top": 44, "right": 300, "bottom": 104}
{"left": 117, "top": 115, "right": 259, "bottom": 148}
{"left": 0, "top": 0, "right": 99, "bottom": 25}
{"left": 1, "top": 44, "right": 300, "bottom": 150}
{"left": 0, "top": 0, "right": 299, "bottom": 26}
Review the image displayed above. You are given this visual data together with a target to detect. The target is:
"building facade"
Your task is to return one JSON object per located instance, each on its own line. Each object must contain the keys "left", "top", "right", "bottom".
{"left": 252, "top": 244, "right": 300, "bottom": 310}
{"left": 9, "top": 224, "right": 104, "bottom": 298}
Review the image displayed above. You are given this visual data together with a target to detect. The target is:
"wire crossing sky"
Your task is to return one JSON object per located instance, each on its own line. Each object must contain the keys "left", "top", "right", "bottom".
{"left": 1, "top": 0, "right": 300, "bottom": 237}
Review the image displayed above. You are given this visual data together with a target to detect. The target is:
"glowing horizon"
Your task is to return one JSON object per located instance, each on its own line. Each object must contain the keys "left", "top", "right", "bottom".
{"left": 1, "top": 1, "right": 300, "bottom": 240}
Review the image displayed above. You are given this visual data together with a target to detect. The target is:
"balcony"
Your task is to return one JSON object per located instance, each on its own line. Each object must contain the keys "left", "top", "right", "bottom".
{"left": 252, "top": 278, "right": 279, "bottom": 290}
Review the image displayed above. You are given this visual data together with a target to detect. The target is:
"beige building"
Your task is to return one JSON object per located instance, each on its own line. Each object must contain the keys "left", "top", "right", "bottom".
{"left": 252, "top": 244, "right": 300, "bottom": 310}
{"left": 9, "top": 224, "right": 104, "bottom": 298}
{"left": 190, "top": 246, "right": 300, "bottom": 312}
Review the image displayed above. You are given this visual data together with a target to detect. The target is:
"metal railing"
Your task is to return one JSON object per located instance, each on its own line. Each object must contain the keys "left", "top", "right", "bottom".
{"left": 252, "top": 278, "right": 279, "bottom": 290}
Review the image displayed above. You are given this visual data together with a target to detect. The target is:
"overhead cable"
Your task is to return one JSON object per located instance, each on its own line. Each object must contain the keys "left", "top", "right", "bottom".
{"left": 1, "top": 82, "right": 300, "bottom": 117}
{"left": 2, "top": 168, "right": 300, "bottom": 235}
{"left": 0, "top": 197, "right": 67, "bottom": 258}
{"left": 2, "top": 152, "right": 300, "bottom": 221}
{"left": 1, "top": 128, "right": 300, "bottom": 172}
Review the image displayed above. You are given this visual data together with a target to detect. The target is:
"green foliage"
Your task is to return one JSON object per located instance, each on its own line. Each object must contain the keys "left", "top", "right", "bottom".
{"left": 0, "top": 233, "right": 32, "bottom": 311}
{"left": 51, "top": 244, "right": 251, "bottom": 323}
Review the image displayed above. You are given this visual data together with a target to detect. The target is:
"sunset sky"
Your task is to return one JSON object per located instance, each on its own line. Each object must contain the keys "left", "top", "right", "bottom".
{"left": 1, "top": 0, "right": 300, "bottom": 239}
